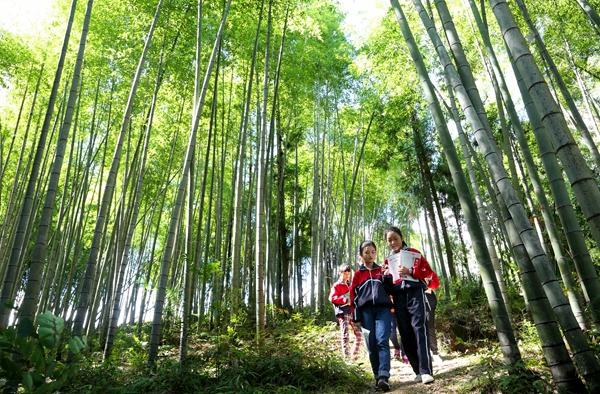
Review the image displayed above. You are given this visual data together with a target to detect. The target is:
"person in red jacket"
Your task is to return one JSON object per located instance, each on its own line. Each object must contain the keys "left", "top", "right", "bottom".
{"left": 350, "top": 240, "right": 392, "bottom": 392}
{"left": 384, "top": 226, "right": 436, "bottom": 385}
{"left": 329, "top": 264, "right": 362, "bottom": 360}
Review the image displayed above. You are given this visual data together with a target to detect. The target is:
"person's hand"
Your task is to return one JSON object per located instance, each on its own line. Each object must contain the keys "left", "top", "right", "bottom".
{"left": 399, "top": 266, "right": 411, "bottom": 275}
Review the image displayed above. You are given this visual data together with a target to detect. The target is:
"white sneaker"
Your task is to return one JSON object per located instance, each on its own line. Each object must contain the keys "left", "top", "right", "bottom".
{"left": 421, "top": 374, "right": 434, "bottom": 384}
{"left": 413, "top": 374, "right": 421, "bottom": 382}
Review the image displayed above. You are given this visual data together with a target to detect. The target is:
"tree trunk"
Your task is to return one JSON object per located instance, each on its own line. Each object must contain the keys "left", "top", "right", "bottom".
{"left": 147, "top": 0, "right": 230, "bottom": 366}
{"left": 255, "top": 0, "right": 272, "bottom": 343}
{"left": 273, "top": 7, "right": 290, "bottom": 312}
{"left": 489, "top": 0, "right": 600, "bottom": 250}
{"left": 390, "top": 0, "right": 520, "bottom": 366}
{"left": 199, "top": 60, "right": 220, "bottom": 318}
{"left": 574, "top": 0, "right": 600, "bottom": 35}
{"left": 412, "top": 121, "right": 450, "bottom": 296}
{"left": 510, "top": 57, "right": 600, "bottom": 330}
{"left": 476, "top": 33, "right": 589, "bottom": 328}
{"left": 18, "top": 0, "right": 95, "bottom": 327}
{"left": 341, "top": 112, "right": 375, "bottom": 262}
{"left": 73, "top": 0, "right": 163, "bottom": 338}
{"left": 417, "top": 0, "right": 600, "bottom": 388}
{"left": 104, "top": 40, "right": 172, "bottom": 360}
{"left": 0, "top": 0, "right": 79, "bottom": 328}
{"left": 452, "top": 207, "right": 471, "bottom": 279}
{"left": 516, "top": 0, "right": 600, "bottom": 172}
{"left": 0, "top": 65, "right": 43, "bottom": 277}
{"left": 0, "top": 67, "right": 33, "bottom": 201}
{"left": 293, "top": 145, "right": 303, "bottom": 308}
{"left": 210, "top": 67, "right": 232, "bottom": 327}
{"left": 230, "top": 0, "right": 265, "bottom": 314}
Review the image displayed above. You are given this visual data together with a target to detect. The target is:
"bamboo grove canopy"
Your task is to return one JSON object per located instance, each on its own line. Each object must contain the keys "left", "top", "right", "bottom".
{"left": 0, "top": 0, "right": 600, "bottom": 391}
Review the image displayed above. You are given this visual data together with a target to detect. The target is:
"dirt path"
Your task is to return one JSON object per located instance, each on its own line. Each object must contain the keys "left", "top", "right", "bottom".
{"left": 359, "top": 353, "right": 481, "bottom": 393}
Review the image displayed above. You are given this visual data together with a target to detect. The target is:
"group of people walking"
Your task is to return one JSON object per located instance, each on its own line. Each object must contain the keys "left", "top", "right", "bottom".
{"left": 328, "top": 226, "right": 440, "bottom": 392}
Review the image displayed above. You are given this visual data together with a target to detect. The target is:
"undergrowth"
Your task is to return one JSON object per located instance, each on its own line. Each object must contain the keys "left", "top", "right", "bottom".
{"left": 436, "top": 279, "right": 500, "bottom": 353}
{"left": 459, "top": 352, "right": 553, "bottom": 394}
{"left": 437, "top": 279, "right": 557, "bottom": 393}
{"left": 64, "top": 309, "right": 370, "bottom": 393}
{"left": 6, "top": 278, "right": 589, "bottom": 393}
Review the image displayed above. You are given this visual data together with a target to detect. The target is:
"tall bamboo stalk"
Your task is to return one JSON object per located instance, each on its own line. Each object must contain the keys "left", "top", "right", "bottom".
{"left": 0, "top": 0, "right": 79, "bottom": 328}
{"left": 19, "top": 0, "right": 95, "bottom": 327}
{"left": 147, "top": 0, "right": 231, "bottom": 366}
{"left": 390, "top": 0, "right": 520, "bottom": 366}
{"left": 408, "top": 0, "right": 599, "bottom": 389}
{"left": 72, "top": 0, "right": 164, "bottom": 338}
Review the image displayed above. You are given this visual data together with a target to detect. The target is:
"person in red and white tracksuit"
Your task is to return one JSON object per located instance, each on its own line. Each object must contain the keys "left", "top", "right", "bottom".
{"left": 384, "top": 226, "right": 437, "bottom": 385}
{"left": 329, "top": 264, "right": 362, "bottom": 360}
{"left": 350, "top": 240, "right": 392, "bottom": 392}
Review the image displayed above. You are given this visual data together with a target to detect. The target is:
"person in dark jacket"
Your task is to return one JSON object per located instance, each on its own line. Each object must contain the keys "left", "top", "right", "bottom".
{"left": 329, "top": 264, "right": 362, "bottom": 360}
{"left": 384, "top": 226, "right": 436, "bottom": 385}
{"left": 350, "top": 240, "right": 392, "bottom": 392}
{"left": 425, "top": 271, "right": 442, "bottom": 365}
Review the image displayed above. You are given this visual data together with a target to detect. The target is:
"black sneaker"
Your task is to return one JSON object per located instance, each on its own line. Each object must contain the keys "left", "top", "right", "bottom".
{"left": 377, "top": 377, "right": 390, "bottom": 392}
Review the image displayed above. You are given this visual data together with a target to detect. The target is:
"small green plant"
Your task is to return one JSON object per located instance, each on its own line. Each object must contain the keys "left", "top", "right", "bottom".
{"left": 461, "top": 352, "right": 552, "bottom": 394}
{"left": 0, "top": 311, "right": 86, "bottom": 393}
{"left": 588, "top": 328, "right": 600, "bottom": 354}
{"left": 517, "top": 319, "right": 544, "bottom": 361}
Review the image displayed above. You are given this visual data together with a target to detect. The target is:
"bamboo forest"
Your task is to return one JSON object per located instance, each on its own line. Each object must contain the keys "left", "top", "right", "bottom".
{"left": 1, "top": 0, "right": 600, "bottom": 392}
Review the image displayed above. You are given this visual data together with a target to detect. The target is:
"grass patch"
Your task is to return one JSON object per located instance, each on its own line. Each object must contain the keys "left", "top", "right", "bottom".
{"left": 458, "top": 353, "right": 552, "bottom": 394}
{"left": 64, "top": 311, "right": 370, "bottom": 393}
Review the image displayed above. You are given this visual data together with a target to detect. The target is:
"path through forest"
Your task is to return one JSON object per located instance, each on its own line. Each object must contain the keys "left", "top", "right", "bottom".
{"left": 359, "top": 351, "right": 480, "bottom": 393}
{"left": 323, "top": 320, "right": 485, "bottom": 393}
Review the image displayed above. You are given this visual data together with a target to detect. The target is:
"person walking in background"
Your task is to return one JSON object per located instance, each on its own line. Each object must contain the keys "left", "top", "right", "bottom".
{"left": 329, "top": 264, "right": 362, "bottom": 360}
{"left": 384, "top": 226, "right": 436, "bottom": 385}
{"left": 350, "top": 241, "right": 393, "bottom": 392}
{"left": 425, "top": 272, "right": 442, "bottom": 365}
{"left": 390, "top": 313, "right": 409, "bottom": 363}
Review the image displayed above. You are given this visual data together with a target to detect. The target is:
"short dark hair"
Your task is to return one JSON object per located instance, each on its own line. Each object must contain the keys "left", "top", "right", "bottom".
{"left": 359, "top": 240, "right": 377, "bottom": 256}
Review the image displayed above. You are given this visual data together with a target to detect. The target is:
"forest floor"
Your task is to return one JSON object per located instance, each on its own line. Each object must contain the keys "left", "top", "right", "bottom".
{"left": 63, "top": 317, "right": 550, "bottom": 393}
{"left": 357, "top": 351, "right": 481, "bottom": 393}
{"left": 391, "top": 353, "right": 478, "bottom": 393}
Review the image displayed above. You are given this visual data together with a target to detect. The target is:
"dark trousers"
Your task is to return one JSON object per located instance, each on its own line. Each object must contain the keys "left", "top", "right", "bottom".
{"left": 425, "top": 291, "right": 438, "bottom": 355}
{"left": 393, "top": 284, "right": 432, "bottom": 375}
{"left": 390, "top": 316, "right": 406, "bottom": 356}
{"left": 390, "top": 316, "right": 401, "bottom": 350}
